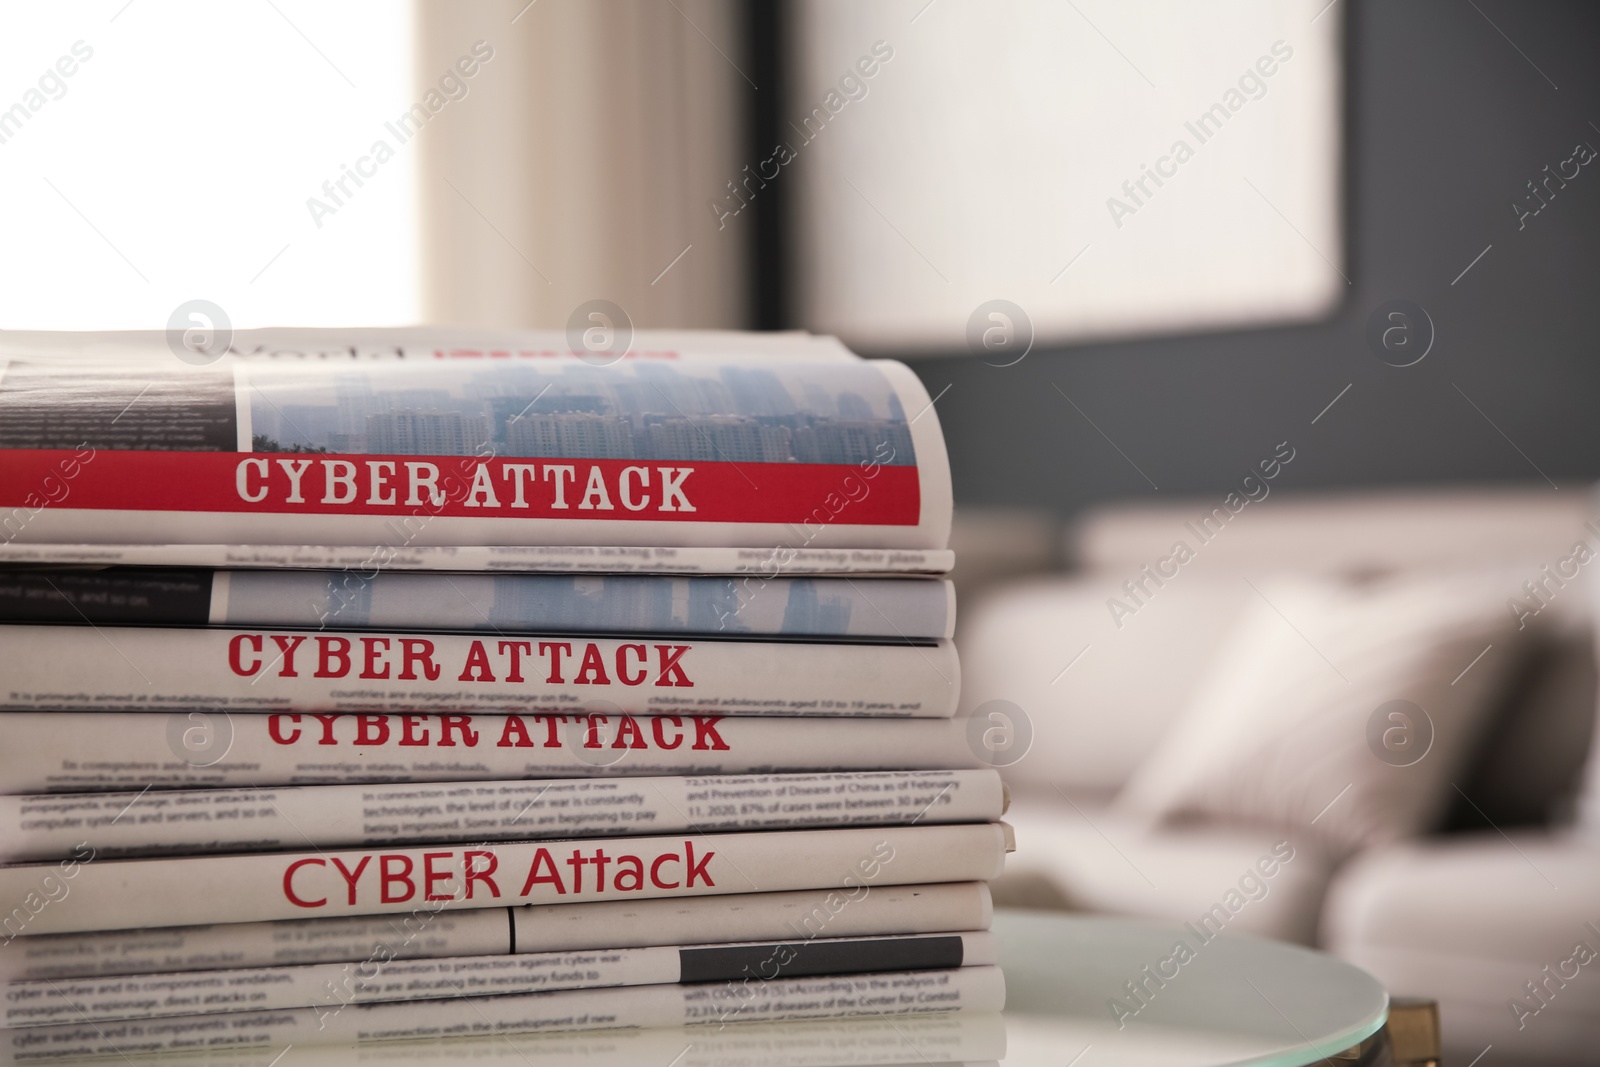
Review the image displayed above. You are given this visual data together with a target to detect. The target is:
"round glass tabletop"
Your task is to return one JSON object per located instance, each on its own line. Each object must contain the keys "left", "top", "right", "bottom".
{"left": 995, "top": 909, "right": 1389, "bottom": 1066}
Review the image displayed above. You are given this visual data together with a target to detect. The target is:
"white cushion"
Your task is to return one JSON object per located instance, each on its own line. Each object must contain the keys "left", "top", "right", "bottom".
{"left": 958, "top": 575, "right": 1254, "bottom": 791}
{"left": 998, "top": 791, "right": 1333, "bottom": 945}
{"left": 1113, "top": 572, "right": 1530, "bottom": 857}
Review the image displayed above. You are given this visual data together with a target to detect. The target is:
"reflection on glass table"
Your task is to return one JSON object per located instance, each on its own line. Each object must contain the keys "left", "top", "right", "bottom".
{"left": 996, "top": 910, "right": 1389, "bottom": 1066}
{"left": 20, "top": 910, "right": 1389, "bottom": 1067}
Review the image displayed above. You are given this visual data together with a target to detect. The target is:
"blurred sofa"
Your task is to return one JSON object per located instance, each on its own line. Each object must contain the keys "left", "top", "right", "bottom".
{"left": 957, "top": 487, "right": 1600, "bottom": 1065}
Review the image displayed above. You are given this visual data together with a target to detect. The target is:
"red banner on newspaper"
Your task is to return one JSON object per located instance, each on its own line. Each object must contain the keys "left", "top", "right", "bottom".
{"left": 0, "top": 450, "right": 920, "bottom": 525}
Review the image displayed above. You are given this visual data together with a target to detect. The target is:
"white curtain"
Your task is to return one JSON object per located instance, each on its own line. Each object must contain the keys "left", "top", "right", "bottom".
{"left": 415, "top": 0, "right": 748, "bottom": 330}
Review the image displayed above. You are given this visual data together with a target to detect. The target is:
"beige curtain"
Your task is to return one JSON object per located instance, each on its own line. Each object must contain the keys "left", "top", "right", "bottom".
{"left": 415, "top": 0, "right": 748, "bottom": 329}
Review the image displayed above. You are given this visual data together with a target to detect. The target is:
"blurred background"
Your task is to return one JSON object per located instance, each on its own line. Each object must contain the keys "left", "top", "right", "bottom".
{"left": 4, "top": 0, "right": 1600, "bottom": 1061}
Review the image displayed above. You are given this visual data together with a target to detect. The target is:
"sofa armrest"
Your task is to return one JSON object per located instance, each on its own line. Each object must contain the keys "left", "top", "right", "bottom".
{"left": 1322, "top": 833, "right": 1600, "bottom": 1065}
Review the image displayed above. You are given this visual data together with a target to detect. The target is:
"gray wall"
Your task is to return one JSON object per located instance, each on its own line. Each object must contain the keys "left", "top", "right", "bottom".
{"left": 903, "top": 0, "right": 1600, "bottom": 516}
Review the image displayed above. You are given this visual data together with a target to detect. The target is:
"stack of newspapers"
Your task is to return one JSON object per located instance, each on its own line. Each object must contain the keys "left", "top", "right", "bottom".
{"left": 0, "top": 328, "right": 1008, "bottom": 1062}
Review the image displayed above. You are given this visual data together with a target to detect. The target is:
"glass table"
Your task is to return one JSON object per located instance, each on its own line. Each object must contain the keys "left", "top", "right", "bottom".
{"left": 995, "top": 909, "right": 1389, "bottom": 1065}
{"left": 36, "top": 910, "right": 1388, "bottom": 1067}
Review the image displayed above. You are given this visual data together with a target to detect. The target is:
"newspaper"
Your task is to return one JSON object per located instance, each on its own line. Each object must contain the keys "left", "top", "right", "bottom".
{"left": 2, "top": 931, "right": 992, "bottom": 1027}
{"left": 0, "top": 343, "right": 950, "bottom": 554}
{"left": 0, "top": 882, "right": 993, "bottom": 982}
{"left": 0, "top": 627, "right": 960, "bottom": 717}
{"left": 0, "top": 823, "right": 1011, "bottom": 934}
{"left": 0, "top": 712, "right": 981, "bottom": 794}
{"left": 0, "top": 770, "right": 1004, "bottom": 861}
{"left": 0, "top": 1013, "right": 1006, "bottom": 1067}
{"left": 0, "top": 967, "right": 1005, "bottom": 1062}
{"left": 0, "top": 569, "right": 955, "bottom": 639}
{"left": 0, "top": 542, "right": 956, "bottom": 574}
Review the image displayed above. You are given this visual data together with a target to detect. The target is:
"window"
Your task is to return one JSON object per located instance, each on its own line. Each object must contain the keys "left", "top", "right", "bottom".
{"left": 791, "top": 0, "right": 1343, "bottom": 350}
{"left": 0, "top": 1, "right": 417, "bottom": 329}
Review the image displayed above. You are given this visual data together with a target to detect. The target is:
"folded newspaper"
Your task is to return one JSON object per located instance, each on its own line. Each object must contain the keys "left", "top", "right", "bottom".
{"left": 0, "top": 569, "right": 956, "bottom": 639}
{"left": 0, "top": 711, "right": 981, "bottom": 793}
{"left": 0, "top": 770, "right": 1005, "bottom": 861}
{"left": 2, "top": 931, "right": 995, "bottom": 1027}
{"left": 0, "top": 882, "right": 994, "bottom": 982}
{"left": 0, "top": 330, "right": 952, "bottom": 572}
{"left": 0, "top": 967, "right": 1006, "bottom": 1061}
{"left": 0, "top": 823, "right": 1011, "bottom": 933}
{"left": 0, "top": 626, "right": 960, "bottom": 717}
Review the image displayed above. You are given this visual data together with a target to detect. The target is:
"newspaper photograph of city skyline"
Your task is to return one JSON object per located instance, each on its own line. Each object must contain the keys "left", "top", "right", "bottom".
{"left": 248, "top": 360, "right": 917, "bottom": 466}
